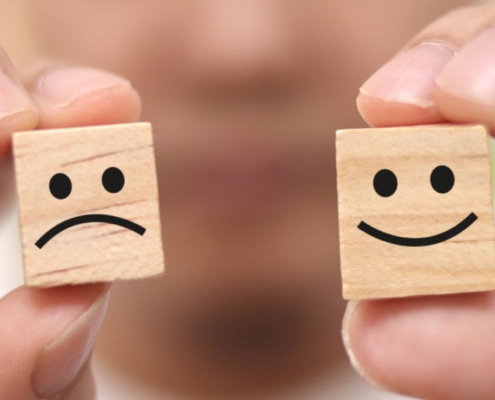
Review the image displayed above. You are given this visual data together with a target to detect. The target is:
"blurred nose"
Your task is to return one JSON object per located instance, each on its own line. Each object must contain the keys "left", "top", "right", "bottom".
{"left": 184, "top": 0, "right": 300, "bottom": 95}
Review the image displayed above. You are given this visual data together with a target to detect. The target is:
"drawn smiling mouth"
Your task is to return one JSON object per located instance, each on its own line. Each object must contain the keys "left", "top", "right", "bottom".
{"left": 36, "top": 213, "right": 146, "bottom": 249}
{"left": 358, "top": 212, "right": 478, "bottom": 247}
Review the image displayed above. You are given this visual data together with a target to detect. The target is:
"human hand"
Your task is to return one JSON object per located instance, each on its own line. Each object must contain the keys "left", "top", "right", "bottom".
{"left": 344, "top": 4, "right": 495, "bottom": 400}
{"left": 0, "top": 49, "right": 141, "bottom": 399}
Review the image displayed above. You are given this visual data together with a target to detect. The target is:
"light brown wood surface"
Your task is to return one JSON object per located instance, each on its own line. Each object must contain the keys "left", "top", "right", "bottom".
{"left": 13, "top": 122, "right": 165, "bottom": 287}
{"left": 336, "top": 125, "right": 495, "bottom": 300}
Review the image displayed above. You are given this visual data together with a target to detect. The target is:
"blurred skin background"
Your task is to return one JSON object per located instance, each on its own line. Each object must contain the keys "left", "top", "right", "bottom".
{"left": 0, "top": 0, "right": 480, "bottom": 399}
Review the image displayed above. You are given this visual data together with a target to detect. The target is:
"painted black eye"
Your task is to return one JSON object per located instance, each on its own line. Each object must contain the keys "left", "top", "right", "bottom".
{"left": 431, "top": 166, "right": 455, "bottom": 194}
{"left": 49, "top": 173, "right": 72, "bottom": 200}
{"left": 102, "top": 167, "right": 125, "bottom": 193}
{"left": 373, "top": 169, "right": 397, "bottom": 198}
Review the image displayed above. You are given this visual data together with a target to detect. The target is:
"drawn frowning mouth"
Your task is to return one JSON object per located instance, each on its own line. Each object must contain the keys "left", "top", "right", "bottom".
{"left": 357, "top": 212, "right": 478, "bottom": 247}
{"left": 35, "top": 213, "right": 146, "bottom": 249}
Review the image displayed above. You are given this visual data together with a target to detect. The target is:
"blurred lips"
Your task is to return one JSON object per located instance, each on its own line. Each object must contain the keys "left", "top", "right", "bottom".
{"left": 154, "top": 122, "right": 326, "bottom": 220}
{"left": 194, "top": 160, "right": 287, "bottom": 214}
{"left": 187, "top": 157, "right": 290, "bottom": 217}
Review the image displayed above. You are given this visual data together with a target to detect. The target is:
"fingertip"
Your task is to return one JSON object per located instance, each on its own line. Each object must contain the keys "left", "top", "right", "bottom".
{"left": 342, "top": 301, "right": 366, "bottom": 378}
{"left": 357, "top": 92, "right": 447, "bottom": 127}
{"left": 435, "top": 85, "right": 495, "bottom": 134}
{"left": 29, "top": 67, "right": 142, "bottom": 129}
{"left": 38, "top": 84, "right": 142, "bottom": 129}
{"left": 356, "top": 42, "right": 454, "bottom": 128}
{"left": 342, "top": 300, "right": 393, "bottom": 393}
{"left": 344, "top": 299, "right": 400, "bottom": 392}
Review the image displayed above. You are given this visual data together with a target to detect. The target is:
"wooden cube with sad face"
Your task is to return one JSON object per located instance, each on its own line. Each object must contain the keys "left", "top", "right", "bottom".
{"left": 336, "top": 125, "right": 495, "bottom": 300}
{"left": 13, "top": 123, "right": 165, "bottom": 287}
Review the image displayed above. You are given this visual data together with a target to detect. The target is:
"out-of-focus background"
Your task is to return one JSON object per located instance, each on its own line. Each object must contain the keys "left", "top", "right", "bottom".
{"left": 0, "top": 1, "right": 38, "bottom": 62}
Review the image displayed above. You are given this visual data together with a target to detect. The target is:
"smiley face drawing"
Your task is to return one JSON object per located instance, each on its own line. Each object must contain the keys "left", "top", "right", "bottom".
{"left": 357, "top": 165, "right": 478, "bottom": 247}
{"left": 13, "top": 123, "right": 165, "bottom": 287}
{"left": 336, "top": 125, "right": 495, "bottom": 300}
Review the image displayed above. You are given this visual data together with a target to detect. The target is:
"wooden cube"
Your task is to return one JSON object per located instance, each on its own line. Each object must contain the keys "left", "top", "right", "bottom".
{"left": 13, "top": 122, "right": 165, "bottom": 287}
{"left": 336, "top": 125, "right": 495, "bottom": 300}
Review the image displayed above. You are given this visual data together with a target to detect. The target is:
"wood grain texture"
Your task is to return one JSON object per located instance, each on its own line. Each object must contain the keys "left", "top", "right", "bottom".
{"left": 336, "top": 125, "right": 495, "bottom": 300}
{"left": 13, "top": 122, "right": 165, "bottom": 287}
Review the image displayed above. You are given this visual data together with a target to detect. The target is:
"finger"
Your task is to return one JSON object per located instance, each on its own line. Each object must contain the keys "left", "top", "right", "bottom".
{"left": 356, "top": 4, "right": 495, "bottom": 128}
{"left": 57, "top": 362, "right": 97, "bottom": 400}
{"left": 0, "top": 284, "right": 109, "bottom": 399}
{"left": 0, "top": 48, "right": 39, "bottom": 216}
{"left": 0, "top": 57, "right": 142, "bottom": 215}
{"left": 0, "top": 48, "right": 39, "bottom": 159}
{"left": 435, "top": 27, "right": 495, "bottom": 131}
{"left": 19, "top": 62, "right": 141, "bottom": 128}
{"left": 342, "top": 293, "right": 495, "bottom": 400}
{"left": 0, "top": 153, "right": 14, "bottom": 215}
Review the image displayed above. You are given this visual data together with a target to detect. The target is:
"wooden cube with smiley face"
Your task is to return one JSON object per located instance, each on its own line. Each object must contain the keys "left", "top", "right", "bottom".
{"left": 13, "top": 122, "right": 165, "bottom": 287}
{"left": 336, "top": 125, "right": 495, "bottom": 300}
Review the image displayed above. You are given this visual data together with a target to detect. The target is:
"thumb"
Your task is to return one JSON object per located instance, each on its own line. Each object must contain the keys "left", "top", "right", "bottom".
{"left": 0, "top": 283, "right": 110, "bottom": 399}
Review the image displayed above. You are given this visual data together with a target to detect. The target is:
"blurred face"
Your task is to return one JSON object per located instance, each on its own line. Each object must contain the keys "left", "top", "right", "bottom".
{"left": 30, "top": 0, "right": 468, "bottom": 396}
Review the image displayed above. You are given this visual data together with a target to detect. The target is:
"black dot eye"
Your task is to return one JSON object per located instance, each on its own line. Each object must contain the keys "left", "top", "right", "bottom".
{"left": 102, "top": 167, "right": 125, "bottom": 193}
{"left": 430, "top": 165, "right": 455, "bottom": 194}
{"left": 373, "top": 169, "right": 398, "bottom": 198}
{"left": 49, "top": 173, "right": 72, "bottom": 200}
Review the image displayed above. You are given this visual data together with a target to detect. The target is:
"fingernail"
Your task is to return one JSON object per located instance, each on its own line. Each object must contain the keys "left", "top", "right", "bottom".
{"left": 341, "top": 301, "right": 385, "bottom": 390}
{"left": 436, "top": 27, "right": 495, "bottom": 107}
{"left": 37, "top": 67, "right": 132, "bottom": 108}
{"left": 360, "top": 43, "right": 455, "bottom": 108}
{"left": 342, "top": 301, "right": 364, "bottom": 375}
{"left": 31, "top": 287, "right": 111, "bottom": 398}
